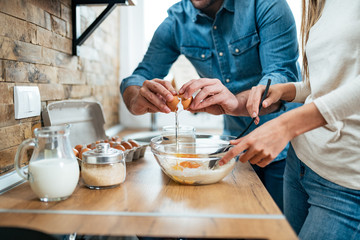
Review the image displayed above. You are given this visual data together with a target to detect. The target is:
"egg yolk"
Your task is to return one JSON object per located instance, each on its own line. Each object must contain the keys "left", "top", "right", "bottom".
{"left": 171, "top": 157, "right": 201, "bottom": 171}
{"left": 179, "top": 161, "right": 201, "bottom": 168}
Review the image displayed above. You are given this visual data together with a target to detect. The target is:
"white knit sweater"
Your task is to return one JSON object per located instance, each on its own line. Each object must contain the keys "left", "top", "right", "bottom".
{"left": 291, "top": 0, "right": 360, "bottom": 190}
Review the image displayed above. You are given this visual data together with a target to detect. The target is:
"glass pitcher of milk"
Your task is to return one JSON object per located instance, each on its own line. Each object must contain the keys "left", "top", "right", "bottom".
{"left": 14, "top": 124, "right": 79, "bottom": 202}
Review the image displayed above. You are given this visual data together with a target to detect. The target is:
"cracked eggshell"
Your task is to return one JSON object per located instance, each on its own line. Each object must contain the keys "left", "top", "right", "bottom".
{"left": 166, "top": 95, "right": 180, "bottom": 112}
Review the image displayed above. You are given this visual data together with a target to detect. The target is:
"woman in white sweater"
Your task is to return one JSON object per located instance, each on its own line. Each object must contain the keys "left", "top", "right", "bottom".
{"left": 220, "top": 0, "right": 360, "bottom": 239}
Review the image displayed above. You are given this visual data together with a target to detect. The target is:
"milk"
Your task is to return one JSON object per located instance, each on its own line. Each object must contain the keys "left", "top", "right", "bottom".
{"left": 28, "top": 158, "right": 79, "bottom": 200}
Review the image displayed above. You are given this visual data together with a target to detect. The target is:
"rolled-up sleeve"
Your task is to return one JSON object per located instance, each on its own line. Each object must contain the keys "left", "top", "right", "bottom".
{"left": 292, "top": 81, "right": 311, "bottom": 103}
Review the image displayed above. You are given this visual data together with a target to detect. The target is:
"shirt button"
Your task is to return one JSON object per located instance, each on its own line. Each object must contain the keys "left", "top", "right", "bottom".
{"left": 226, "top": 79, "right": 230, "bottom": 83}
{"left": 201, "top": 54, "right": 205, "bottom": 59}
{"left": 219, "top": 52, "right": 223, "bottom": 56}
{"left": 213, "top": 25, "right": 217, "bottom": 30}
{"left": 235, "top": 48, "right": 239, "bottom": 53}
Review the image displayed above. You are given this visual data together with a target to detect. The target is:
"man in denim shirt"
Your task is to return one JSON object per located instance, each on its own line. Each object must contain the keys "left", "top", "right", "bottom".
{"left": 120, "top": 0, "right": 300, "bottom": 211}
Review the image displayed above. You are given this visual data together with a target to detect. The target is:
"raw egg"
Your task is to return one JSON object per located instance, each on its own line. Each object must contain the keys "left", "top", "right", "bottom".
{"left": 72, "top": 148, "right": 79, "bottom": 158}
{"left": 171, "top": 156, "right": 201, "bottom": 170}
{"left": 128, "top": 139, "right": 140, "bottom": 148}
{"left": 79, "top": 147, "right": 91, "bottom": 160}
{"left": 112, "top": 136, "right": 122, "bottom": 142}
{"left": 121, "top": 141, "right": 133, "bottom": 150}
{"left": 179, "top": 161, "right": 201, "bottom": 169}
{"left": 109, "top": 141, "right": 116, "bottom": 147}
{"left": 87, "top": 143, "right": 96, "bottom": 149}
{"left": 113, "top": 143, "right": 126, "bottom": 151}
{"left": 74, "top": 144, "right": 83, "bottom": 153}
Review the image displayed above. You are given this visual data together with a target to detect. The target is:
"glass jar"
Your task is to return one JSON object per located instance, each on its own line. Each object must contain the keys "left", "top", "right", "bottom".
{"left": 81, "top": 143, "right": 126, "bottom": 189}
{"left": 161, "top": 125, "right": 196, "bottom": 153}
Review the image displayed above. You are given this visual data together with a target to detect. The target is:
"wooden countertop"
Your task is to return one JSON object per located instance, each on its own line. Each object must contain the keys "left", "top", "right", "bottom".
{"left": 0, "top": 131, "right": 297, "bottom": 239}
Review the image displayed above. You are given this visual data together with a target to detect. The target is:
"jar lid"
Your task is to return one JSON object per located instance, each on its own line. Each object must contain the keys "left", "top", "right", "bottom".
{"left": 82, "top": 143, "right": 124, "bottom": 164}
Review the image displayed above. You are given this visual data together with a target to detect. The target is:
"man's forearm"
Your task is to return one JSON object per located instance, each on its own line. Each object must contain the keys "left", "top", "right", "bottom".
{"left": 122, "top": 85, "right": 141, "bottom": 113}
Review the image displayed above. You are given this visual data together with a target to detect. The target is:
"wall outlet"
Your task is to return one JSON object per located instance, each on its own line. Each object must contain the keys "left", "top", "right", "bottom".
{"left": 14, "top": 86, "right": 41, "bottom": 119}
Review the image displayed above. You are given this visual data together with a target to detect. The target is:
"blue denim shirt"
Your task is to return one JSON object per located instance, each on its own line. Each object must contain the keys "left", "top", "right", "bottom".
{"left": 120, "top": 0, "right": 301, "bottom": 161}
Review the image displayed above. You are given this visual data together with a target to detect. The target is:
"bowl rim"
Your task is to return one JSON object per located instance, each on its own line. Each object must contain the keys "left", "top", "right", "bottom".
{"left": 150, "top": 133, "right": 236, "bottom": 159}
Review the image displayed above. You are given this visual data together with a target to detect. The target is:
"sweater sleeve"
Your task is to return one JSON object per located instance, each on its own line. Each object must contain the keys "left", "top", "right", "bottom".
{"left": 313, "top": 76, "right": 360, "bottom": 125}
{"left": 292, "top": 81, "right": 311, "bottom": 103}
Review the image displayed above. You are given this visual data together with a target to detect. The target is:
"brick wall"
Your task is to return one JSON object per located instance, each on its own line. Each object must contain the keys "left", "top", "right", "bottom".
{"left": 0, "top": 0, "right": 121, "bottom": 175}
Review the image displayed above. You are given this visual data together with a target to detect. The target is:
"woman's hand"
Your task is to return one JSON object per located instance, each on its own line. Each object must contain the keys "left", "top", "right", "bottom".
{"left": 219, "top": 102, "right": 327, "bottom": 167}
{"left": 219, "top": 116, "right": 292, "bottom": 167}
{"left": 247, "top": 84, "right": 285, "bottom": 125}
{"left": 219, "top": 83, "right": 296, "bottom": 166}
{"left": 178, "top": 78, "right": 246, "bottom": 115}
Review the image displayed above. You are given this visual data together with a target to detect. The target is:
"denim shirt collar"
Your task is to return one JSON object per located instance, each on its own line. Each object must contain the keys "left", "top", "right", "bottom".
{"left": 189, "top": 0, "right": 234, "bottom": 22}
{"left": 223, "top": 0, "right": 235, "bottom": 13}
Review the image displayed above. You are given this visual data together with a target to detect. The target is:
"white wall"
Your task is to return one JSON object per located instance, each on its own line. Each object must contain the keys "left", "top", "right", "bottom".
{"left": 118, "top": 1, "right": 148, "bottom": 129}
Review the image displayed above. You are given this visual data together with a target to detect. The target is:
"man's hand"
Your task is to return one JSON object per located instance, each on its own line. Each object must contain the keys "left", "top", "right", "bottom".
{"left": 178, "top": 78, "right": 247, "bottom": 116}
{"left": 122, "top": 79, "right": 177, "bottom": 115}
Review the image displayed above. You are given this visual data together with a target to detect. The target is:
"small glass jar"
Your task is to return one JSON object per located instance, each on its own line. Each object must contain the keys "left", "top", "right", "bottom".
{"left": 161, "top": 125, "right": 195, "bottom": 142}
{"left": 81, "top": 143, "right": 125, "bottom": 189}
{"left": 161, "top": 125, "right": 196, "bottom": 153}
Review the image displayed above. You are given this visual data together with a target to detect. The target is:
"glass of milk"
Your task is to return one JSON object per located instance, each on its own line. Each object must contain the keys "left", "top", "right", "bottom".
{"left": 14, "top": 124, "right": 79, "bottom": 202}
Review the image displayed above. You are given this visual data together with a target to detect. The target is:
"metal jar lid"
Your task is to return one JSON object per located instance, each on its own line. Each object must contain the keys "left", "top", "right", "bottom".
{"left": 82, "top": 143, "right": 124, "bottom": 164}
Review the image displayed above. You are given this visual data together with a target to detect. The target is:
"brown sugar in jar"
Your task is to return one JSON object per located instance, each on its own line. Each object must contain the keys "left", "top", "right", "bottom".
{"left": 81, "top": 143, "right": 125, "bottom": 189}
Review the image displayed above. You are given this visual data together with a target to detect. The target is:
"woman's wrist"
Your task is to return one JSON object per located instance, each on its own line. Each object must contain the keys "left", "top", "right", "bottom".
{"left": 279, "top": 102, "right": 327, "bottom": 139}
{"left": 278, "top": 83, "right": 296, "bottom": 102}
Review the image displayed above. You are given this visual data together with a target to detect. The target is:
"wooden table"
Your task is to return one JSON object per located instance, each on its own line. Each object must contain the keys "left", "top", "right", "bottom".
{"left": 0, "top": 149, "right": 297, "bottom": 239}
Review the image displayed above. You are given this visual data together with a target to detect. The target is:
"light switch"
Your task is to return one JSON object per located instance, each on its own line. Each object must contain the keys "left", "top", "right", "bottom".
{"left": 14, "top": 86, "right": 41, "bottom": 119}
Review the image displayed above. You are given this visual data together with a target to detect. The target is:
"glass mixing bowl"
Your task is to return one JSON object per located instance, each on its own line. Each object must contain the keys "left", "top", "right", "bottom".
{"left": 150, "top": 134, "right": 237, "bottom": 185}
